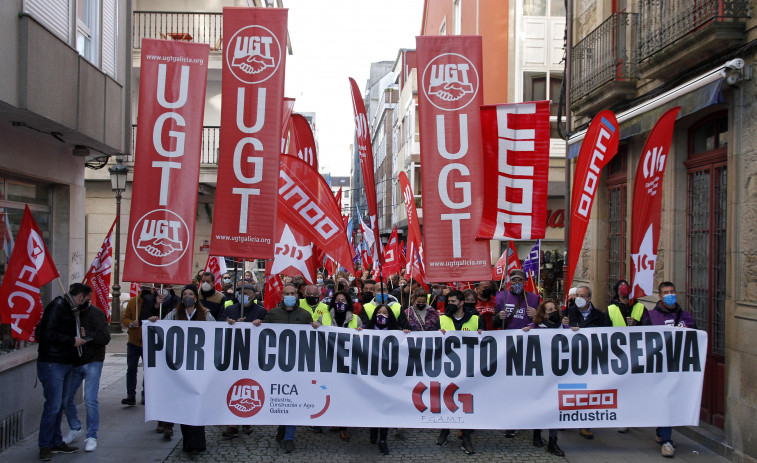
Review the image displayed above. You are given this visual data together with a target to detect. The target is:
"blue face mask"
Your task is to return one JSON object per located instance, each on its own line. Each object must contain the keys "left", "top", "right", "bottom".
{"left": 663, "top": 294, "right": 677, "bottom": 306}
{"left": 283, "top": 295, "right": 297, "bottom": 307}
{"left": 375, "top": 293, "right": 387, "bottom": 303}
{"left": 242, "top": 295, "right": 251, "bottom": 306}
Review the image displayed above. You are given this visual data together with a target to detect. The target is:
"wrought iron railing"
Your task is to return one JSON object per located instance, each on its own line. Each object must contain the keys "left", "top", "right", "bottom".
{"left": 638, "top": 0, "right": 750, "bottom": 62}
{"left": 571, "top": 12, "right": 637, "bottom": 102}
{"left": 128, "top": 125, "right": 220, "bottom": 165}
{"left": 132, "top": 11, "right": 223, "bottom": 50}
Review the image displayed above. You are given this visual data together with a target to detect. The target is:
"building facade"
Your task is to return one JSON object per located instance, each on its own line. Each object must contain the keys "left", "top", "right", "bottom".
{"left": 567, "top": 1, "right": 756, "bottom": 460}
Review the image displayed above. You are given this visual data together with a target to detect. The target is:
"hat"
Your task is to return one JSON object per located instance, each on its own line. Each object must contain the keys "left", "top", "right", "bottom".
{"left": 509, "top": 268, "right": 526, "bottom": 280}
{"left": 568, "top": 287, "right": 578, "bottom": 296}
{"left": 182, "top": 284, "right": 199, "bottom": 300}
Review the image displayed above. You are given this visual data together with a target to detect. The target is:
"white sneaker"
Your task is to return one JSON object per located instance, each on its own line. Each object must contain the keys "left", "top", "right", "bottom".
{"left": 84, "top": 437, "right": 97, "bottom": 452}
{"left": 661, "top": 442, "right": 675, "bottom": 458}
{"left": 62, "top": 428, "right": 83, "bottom": 444}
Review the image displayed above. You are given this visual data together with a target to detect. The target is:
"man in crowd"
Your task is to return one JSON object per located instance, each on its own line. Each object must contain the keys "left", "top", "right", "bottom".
{"left": 642, "top": 281, "right": 697, "bottom": 458}
{"left": 199, "top": 271, "right": 226, "bottom": 320}
{"left": 493, "top": 270, "right": 538, "bottom": 331}
{"left": 360, "top": 280, "right": 406, "bottom": 328}
{"left": 474, "top": 280, "right": 498, "bottom": 330}
{"left": 36, "top": 283, "right": 91, "bottom": 460}
{"left": 299, "top": 284, "right": 332, "bottom": 326}
{"left": 61, "top": 291, "right": 110, "bottom": 452}
{"left": 253, "top": 284, "right": 319, "bottom": 453}
{"left": 566, "top": 284, "right": 608, "bottom": 439}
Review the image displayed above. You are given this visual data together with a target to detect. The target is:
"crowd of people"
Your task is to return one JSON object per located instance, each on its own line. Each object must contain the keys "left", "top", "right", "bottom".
{"left": 34, "top": 266, "right": 697, "bottom": 460}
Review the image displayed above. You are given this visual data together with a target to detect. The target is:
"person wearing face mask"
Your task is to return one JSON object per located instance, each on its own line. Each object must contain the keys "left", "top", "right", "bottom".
{"left": 493, "top": 269, "right": 539, "bottom": 332}
{"left": 608, "top": 279, "right": 648, "bottom": 327}
{"left": 327, "top": 291, "right": 362, "bottom": 330}
{"left": 121, "top": 283, "right": 159, "bottom": 407}
{"left": 360, "top": 281, "right": 407, "bottom": 328}
{"left": 436, "top": 290, "right": 483, "bottom": 454}
{"left": 473, "top": 280, "right": 497, "bottom": 329}
{"left": 36, "top": 283, "right": 93, "bottom": 460}
{"left": 252, "top": 284, "right": 319, "bottom": 453}
{"left": 522, "top": 299, "right": 567, "bottom": 457}
{"left": 164, "top": 285, "right": 214, "bottom": 453}
{"left": 639, "top": 281, "right": 696, "bottom": 458}
{"left": 198, "top": 272, "right": 226, "bottom": 320}
{"left": 566, "top": 284, "right": 608, "bottom": 440}
{"left": 405, "top": 287, "right": 441, "bottom": 331}
{"left": 299, "top": 284, "right": 333, "bottom": 326}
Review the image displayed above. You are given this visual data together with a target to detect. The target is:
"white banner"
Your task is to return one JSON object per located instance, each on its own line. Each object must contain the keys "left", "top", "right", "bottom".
{"left": 142, "top": 323, "right": 706, "bottom": 428}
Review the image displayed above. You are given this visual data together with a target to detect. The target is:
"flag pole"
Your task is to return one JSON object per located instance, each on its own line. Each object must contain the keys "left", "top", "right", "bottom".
{"left": 498, "top": 242, "right": 508, "bottom": 291}
{"left": 159, "top": 283, "right": 164, "bottom": 319}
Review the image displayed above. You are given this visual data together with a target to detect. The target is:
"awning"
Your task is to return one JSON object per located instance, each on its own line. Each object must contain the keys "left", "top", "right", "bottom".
{"left": 566, "top": 60, "right": 735, "bottom": 158}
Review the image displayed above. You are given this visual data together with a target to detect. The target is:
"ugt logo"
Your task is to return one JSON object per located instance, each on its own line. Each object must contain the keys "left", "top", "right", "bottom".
{"left": 558, "top": 383, "right": 617, "bottom": 411}
{"left": 131, "top": 209, "right": 189, "bottom": 267}
{"left": 227, "top": 378, "right": 265, "bottom": 418}
{"left": 413, "top": 381, "right": 473, "bottom": 414}
{"left": 226, "top": 25, "right": 281, "bottom": 84}
{"left": 422, "top": 53, "right": 479, "bottom": 111}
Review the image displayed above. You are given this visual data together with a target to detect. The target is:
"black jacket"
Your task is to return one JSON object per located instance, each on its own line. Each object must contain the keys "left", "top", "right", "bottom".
{"left": 74, "top": 304, "right": 111, "bottom": 366}
{"left": 36, "top": 296, "right": 78, "bottom": 364}
{"left": 221, "top": 302, "right": 267, "bottom": 323}
{"left": 566, "top": 302, "right": 609, "bottom": 328}
{"left": 138, "top": 291, "right": 176, "bottom": 321}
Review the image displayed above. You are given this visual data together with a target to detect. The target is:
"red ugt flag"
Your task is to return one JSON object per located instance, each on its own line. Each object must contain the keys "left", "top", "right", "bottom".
{"left": 83, "top": 216, "right": 118, "bottom": 322}
{"left": 0, "top": 205, "right": 59, "bottom": 342}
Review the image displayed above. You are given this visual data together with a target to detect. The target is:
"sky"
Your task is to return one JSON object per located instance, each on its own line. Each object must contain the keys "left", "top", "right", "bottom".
{"left": 283, "top": 0, "right": 425, "bottom": 176}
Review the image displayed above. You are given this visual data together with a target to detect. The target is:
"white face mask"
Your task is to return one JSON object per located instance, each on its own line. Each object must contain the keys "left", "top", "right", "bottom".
{"left": 201, "top": 282, "right": 212, "bottom": 292}
{"left": 575, "top": 297, "right": 588, "bottom": 309}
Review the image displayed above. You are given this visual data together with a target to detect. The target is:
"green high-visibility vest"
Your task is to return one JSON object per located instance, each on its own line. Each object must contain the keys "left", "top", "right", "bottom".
{"left": 607, "top": 302, "right": 645, "bottom": 326}
{"left": 363, "top": 301, "right": 401, "bottom": 320}
{"left": 299, "top": 299, "right": 332, "bottom": 326}
{"left": 439, "top": 314, "right": 479, "bottom": 331}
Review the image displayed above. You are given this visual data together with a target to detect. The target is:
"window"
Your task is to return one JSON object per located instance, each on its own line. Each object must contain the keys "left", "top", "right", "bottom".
{"left": 0, "top": 177, "right": 52, "bottom": 355}
{"left": 523, "top": 71, "right": 564, "bottom": 137}
{"left": 76, "top": 0, "right": 100, "bottom": 65}
{"left": 524, "top": 0, "right": 547, "bottom": 16}
{"left": 101, "top": 0, "right": 118, "bottom": 78}
{"left": 605, "top": 148, "right": 627, "bottom": 298}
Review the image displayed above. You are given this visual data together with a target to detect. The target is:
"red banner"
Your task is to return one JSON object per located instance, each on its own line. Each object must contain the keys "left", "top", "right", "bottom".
{"left": 83, "top": 216, "right": 117, "bottom": 322}
{"left": 565, "top": 110, "right": 619, "bottom": 292}
{"left": 492, "top": 248, "right": 507, "bottom": 280}
{"left": 210, "top": 8, "right": 288, "bottom": 258}
{"left": 123, "top": 39, "right": 209, "bottom": 283}
{"left": 288, "top": 114, "right": 318, "bottom": 168}
{"left": 383, "top": 227, "right": 401, "bottom": 276}
{"left": 477, "top": 101, "right": 551, "bottom": 240}
{"left": 0, "top": 205, "right": 59, "bottom": 341}
{"left": 270, "top": 218, "right": 318, "bottom": 284}
{"left": 203, "top": 255, "right": 228, "bottom": 292}
{"left": 416, "top": 35, "right": 491, "bottom": 282}
{"left": 630, "top": 107, "right": 681, "bottom": 299}
{"left": 278, "top": 155, "right": 356, "bottom": 275}
{"left": 348, "top": 78, "right": 382, "bottom": 262}
{"left": 281, "top": 97, "right": 295, "bottom": 155}
{"left": 398, "top": 171, "right": 425, "bottom": 280}
{"left": 264, "top": 261, "right": 283, "bottom": 310}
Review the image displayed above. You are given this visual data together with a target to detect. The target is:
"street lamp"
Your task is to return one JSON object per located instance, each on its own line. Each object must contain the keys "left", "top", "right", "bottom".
{"left": 108, "top": 157, "right": 128, "bottom": 333}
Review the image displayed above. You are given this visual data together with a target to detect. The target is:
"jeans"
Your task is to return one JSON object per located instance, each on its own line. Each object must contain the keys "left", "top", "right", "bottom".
{"left": 126, "top": 342, "right": 143, "bottom": 400}
{"left": 657, "top": 426, "right": 673, "bottom": 445}
{"left": 284, "top": 425, "right": 296, "bottom": 441}
{"left": 37, "top": 361, "right": 73, "bottom": 448}
{"left": 63, "top": 361, "right": 103, "bottom": 439}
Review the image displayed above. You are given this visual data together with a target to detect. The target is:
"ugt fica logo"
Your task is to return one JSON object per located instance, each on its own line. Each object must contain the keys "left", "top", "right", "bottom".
{"left": 131, "top": 209, "right": 189, "bottom": 267}
{"left": 226, "top": 25, "right": 281, "bottom": 84}
{"left": 227, "top": 378, "right": 265, "bottom": 418}
{"left": 422, "top": 53, "right": 479, "bottom": 111}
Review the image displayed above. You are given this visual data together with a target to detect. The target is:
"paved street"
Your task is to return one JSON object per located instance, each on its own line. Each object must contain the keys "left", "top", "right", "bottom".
{"left": 1, "top": 333, "right": 728, "bottom": 463}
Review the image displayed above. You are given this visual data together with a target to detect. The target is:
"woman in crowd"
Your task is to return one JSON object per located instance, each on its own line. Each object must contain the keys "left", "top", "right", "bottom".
{"left": 405, "top": 287, "right": 440, "bottom": 332}
{"left": 522, "top": 299, "right": 566, "bottom": 457}
{"left": 164, "top": 284, "right": 215, "bottom": 455}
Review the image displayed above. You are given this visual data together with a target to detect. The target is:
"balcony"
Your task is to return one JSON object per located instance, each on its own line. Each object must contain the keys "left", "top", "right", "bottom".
{"left": 132, "top": 11, "right": 223, "bottom": 51}
{"left": 571, "top": 12, "right": 637, "bottom": 116}
{"left": 128, "top": 125, "right": 220, "bottom": 165}
{"left": 637, "top": 0, "right": 749, "bottom": 79}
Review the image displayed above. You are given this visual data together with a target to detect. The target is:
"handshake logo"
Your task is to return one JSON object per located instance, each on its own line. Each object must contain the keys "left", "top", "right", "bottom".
{"left": 132, "top": 209, "right": 189, "bottom": 267}
{"left": 226, "top": 25, "right": 281, "bottom": 84}
{"left": 422, "top": 53, "right": 479, "bottom": 111}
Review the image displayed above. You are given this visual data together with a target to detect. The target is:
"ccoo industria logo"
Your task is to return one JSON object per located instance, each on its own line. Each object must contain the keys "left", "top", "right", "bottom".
{"left": 557, "top": 383, "right": 618, "bottom": 423}
{"left": 421, "top": 53, "right": 479, "bottom": 111}
{"left": 131, "top": 209, "right": 189, "bottom": 267}
{"left": 226, "top": 25, "right": 282, "bottom": 84}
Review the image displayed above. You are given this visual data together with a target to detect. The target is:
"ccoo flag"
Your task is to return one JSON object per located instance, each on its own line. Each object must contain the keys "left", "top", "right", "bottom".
{"left": 83, "top": 216, "right": 118, "bottom": 322}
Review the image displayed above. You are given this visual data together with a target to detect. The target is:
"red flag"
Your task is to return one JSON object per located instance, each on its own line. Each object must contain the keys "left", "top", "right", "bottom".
{"left": 505, "top": 241, "right": 522, "bottom": 290}
{"left": 477, "top": 101, "right": 551, "bottom": 240}
{"left": 492, "top": 248, "right": 508, "bottom": 281}
{"left": 129, "top": 282, "right": 140, "bottom": 298}
{"left": 565, "top": 111, "right": 619, "bottom": 294}
{"left": 278, "top": 155, "right": 356, "bottom": 275}
{"left": 335, "top": 187, "right": 343, "bottom": 212}
{"left": 281, "top": 98, "right": 295, "bottom": 155}
{"left": 399, "top": 240, "right": 407, "bottom": 268}
{"left": 264, "top": 261, "right": 283, "bottom": 310}
{"left": 288, "top": 113, "right": 318, "bottom": 169}
{"left": 398, "top": 171, "right": 425, "bottom": 279}
{"left": 210, "top": 8, "right": 288, "bottom": 258}
{"left": 630, "top": 107, "right": 681, "bottom": 299}
{"left": 362, "top": 249, "right": 372, "bottom": 275}
{"left": 382, "top": 227, "right": 401, "bottom": 276}
{"left": 416, "top": 35, "right": 490, "bottom": 282}
{"left": 349, "top": 77, "right": 382, "bottom": 264}
{"left": 525, "top": 272, "right": 538, "bottom": 295}
{"left": 123, "top": 39, "right": 209, "bottom": 284}
{"left": 270, "top": 219, "right": 318, "bottom": 284}
{"left": 83, "top": 216, "right": 117, "bottom": 322}
{"left": 0, "top": 205, "right": 59, "bottom": 342}
{"left": 203, "top": 255, "right": 228, "bottom": 292}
